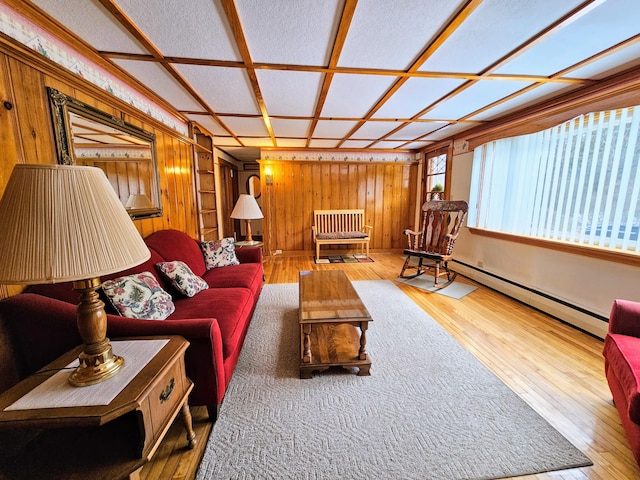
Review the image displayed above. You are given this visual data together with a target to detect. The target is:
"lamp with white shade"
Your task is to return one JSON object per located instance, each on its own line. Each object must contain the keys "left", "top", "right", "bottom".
{"left": 230, "top": 193, "right": 263, "bottom": 244}
{"left": 0, "top": 164, "right": 151, "bottom": 386}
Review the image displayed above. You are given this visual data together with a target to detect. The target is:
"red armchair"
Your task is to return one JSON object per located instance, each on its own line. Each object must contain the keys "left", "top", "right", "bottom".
{"left": 603, "top": 299, "right": 640, "bottom": 466}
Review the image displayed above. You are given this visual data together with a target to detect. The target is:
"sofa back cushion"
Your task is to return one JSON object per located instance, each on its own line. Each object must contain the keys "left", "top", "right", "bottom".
{"left": 144, "top": 229, "right": 206, "bottom": 277}
{"left": 26, "top": 248, "right": 169, "bottom": 305}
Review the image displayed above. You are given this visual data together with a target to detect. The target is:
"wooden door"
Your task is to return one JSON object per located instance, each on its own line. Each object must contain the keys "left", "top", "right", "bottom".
{"left": 218, "top": 161, "right": 238, "bottom": 239}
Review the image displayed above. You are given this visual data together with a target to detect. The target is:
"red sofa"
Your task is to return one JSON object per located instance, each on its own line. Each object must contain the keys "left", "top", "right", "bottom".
{"left": 0, "top": 229, "right": 263, "bottom": 420}
{"left": 603, "top": 299, "right": 640, "bottom": 466}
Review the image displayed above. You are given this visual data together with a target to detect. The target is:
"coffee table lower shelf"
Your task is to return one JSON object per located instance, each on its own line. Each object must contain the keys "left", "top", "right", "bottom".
{"left": 299, "top": 322, "right": 372, "bottom": 379}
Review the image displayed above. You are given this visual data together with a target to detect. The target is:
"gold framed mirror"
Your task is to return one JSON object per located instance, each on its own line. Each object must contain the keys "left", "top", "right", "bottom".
{"left": 47, "top": 87, "right": 162, "bottom": 220}
{"left": 246, "top": 174, "right": 261, "bottom": 199}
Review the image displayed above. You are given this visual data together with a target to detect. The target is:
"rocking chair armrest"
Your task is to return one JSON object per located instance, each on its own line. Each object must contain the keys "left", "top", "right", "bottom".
{"left": 403, "top": 228, "right": 422, "bottom": 236}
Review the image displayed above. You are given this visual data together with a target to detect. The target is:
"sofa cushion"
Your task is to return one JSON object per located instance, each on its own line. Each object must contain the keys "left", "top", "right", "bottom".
{"left": 102, "top": 272, "right": 175, "bottom": 320}
{"left": 171, "top": 287, "right": 254, "bottom": 358}
{"left": 203, "top": 263, "right": 262, "bottom": 293}
{"left": 156, "top": 261, "right": 208, "bottom": 297}
{"left": 200, "top": 238, "right": 239, "bottom": 269}
{"left": 604, "top": 333, "right": 640, "bottom": 423}
{"left": 144, "top": 229, "right": 207, "bottom": 277}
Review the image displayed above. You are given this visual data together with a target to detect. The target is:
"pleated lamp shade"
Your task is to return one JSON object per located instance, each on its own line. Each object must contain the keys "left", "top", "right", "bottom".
{"left": 0, "top": 164, "right": 150, "bottom": 284}
{"left": 230, "top": 194, "right": 264, "bottom": 220}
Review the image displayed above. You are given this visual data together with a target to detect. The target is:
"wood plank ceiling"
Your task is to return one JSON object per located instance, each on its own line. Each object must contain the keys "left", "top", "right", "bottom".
{"left": 28, "top": 0, "right": 640, "bottom": 161}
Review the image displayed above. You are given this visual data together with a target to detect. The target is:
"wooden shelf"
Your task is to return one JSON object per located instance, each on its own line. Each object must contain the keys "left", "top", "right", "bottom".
{"left": 194, "top": 130, "right": 218, "bottom": 242}
{"left": 198, "top": 189, "right": 215, "bottom": 194}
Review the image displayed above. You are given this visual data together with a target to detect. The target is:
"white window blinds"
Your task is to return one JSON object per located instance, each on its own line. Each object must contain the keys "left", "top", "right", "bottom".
{"left": 469, "top": 106, "right": 640, "bottom": 253}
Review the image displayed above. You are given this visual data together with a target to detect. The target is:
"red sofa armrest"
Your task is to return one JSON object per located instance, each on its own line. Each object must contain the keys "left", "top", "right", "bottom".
{"left": 609, "top": 299, "right": 640, "bottom": 338}
{"left": 235, "top": 246, "right": 262, "bottom": 264}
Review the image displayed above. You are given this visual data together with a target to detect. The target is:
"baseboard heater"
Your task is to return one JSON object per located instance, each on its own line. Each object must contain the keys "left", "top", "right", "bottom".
{"left": 452, "top": 260, "right": 608, "bottom": 339}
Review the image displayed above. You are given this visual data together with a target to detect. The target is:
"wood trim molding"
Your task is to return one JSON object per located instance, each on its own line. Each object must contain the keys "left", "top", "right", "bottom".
{"left": 468, "top": 227, "right": 640, "bottom": 267}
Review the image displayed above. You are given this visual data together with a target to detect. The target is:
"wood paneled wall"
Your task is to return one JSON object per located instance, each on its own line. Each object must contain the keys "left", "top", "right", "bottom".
{"left": 0, "top": 44, "right": 198, "bottom": 299}
{"left": 259, "top": 160, "right": 418, "bottom": 254}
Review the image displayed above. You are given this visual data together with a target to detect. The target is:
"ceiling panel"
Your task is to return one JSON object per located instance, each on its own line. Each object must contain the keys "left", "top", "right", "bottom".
{"left": 321, "top": 74, "right": 396, "bottom": 118}
{"left": 421, "top": 80, "right": 533, "bottom": 120}
{"left": 309, "top": 139, "right": 340, "bottom": 148}
{"left": 312, "top": 120, "right": 359, "bottom": 138}
{"left": 186, "top": 114, "right": 228, "bottom": 136}
{"left": 112, "top": 59, "right": 203, "bottom": 111}
{"left": 403, "top": 141, "right": 433, "bottom": 150}
{"left": 369, "top": 140, "right": 407, "bottom": 149}
{"left": 32, "top": 0, "right": 149, "bottom": 54}
{"left": 218, "top": 116, "right": 269, "bottom": 137}
{"left": 114, "top": 0, "right": 240, "bottom": 60}
{"left": 236, "top": 0, "right": 342, "bottom": 66}
{"left": 495, "top": 0, "right": 640, "bottom": 77}
{"left": 350, "top": 121, "right": 403, "bottom": 140}
{"left": 569, "top": 43, "right": 640, "bottom": 80}
{"left": 386, "top": 122, "right": 446, "bottom": 141}
{"left": 175, "top": 65, "right": 259, "bottom": 115}
{"left": 213, "top": 136, "right": 241, "bottom": 147}
{"left": 341, "top": 140, "right": 374, "bottom": 149}
{"left": 270, "top": 119, "right": 311, "bottom": 138}
{"left": 240, "top": 137, "right": 276, "bottom": 147}
{"left": 276, "top": 138, "right": 308, "bottom": 148}
{"left": 338, "top": 0, "right": 466, "bottom": 70}
{"left": 257, "top": 70, "right": 323, "bottom": 117}
{"left": 422, "top": 123, "right": 476, "bottom": 140}
{"left": 419, "top": 0, "right": 585, "bottom": 73}
{"left": 373, "top": 77, "right": 466, "bottom": 119}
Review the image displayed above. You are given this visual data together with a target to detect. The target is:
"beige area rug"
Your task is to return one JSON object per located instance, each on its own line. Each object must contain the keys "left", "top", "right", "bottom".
{"left": 196, "top": 280, "right": 591, "bottom": 480}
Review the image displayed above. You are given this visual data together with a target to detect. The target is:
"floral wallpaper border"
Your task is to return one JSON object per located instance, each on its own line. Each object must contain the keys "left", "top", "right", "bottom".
{"left": 0, "top": 3, "right": 188, "bottom": 136}
{"left": 261, "top": 150, "right": 418, "bottom": 163}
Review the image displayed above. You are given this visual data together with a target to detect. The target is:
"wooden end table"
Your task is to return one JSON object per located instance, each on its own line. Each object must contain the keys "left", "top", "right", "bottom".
{"left": 0, "top": 336, "right": 195, "bottom": 480}
{"left": 299, "top": 270, "right": 373, "bottom": 379}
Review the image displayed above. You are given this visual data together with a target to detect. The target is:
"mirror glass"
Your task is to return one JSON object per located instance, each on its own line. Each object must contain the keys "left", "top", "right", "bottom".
{"left": 47, "top": 87, "right": 162, "bottom": 219}
{"left": 247, "top": 174, "right": 261, "bottom": 198}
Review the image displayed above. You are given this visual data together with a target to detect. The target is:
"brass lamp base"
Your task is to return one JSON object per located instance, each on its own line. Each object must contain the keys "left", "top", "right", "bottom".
{"left": 70, "top": 278, "right": 125, "bottom": 387}
{"left": 68, "top": 345, "right": 124, "bottom": 387}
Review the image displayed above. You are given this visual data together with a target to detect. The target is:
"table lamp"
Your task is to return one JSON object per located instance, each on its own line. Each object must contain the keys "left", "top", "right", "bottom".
{"left": 0, "top": 164, "right": 151, "bottom": 386}
{"left": 230, "top": 194, "right": 263, "bottom": 244}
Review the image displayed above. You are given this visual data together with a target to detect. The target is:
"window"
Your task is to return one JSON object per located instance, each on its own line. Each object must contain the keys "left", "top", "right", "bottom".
{"left": 424, "top": 147, "right": 449, "bottom": 201}
{"left": 469, "top": 106, "right": 640, "bottom": 253}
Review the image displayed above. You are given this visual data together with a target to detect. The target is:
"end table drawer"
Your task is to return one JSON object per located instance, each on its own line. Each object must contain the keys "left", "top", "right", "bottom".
{"left": 149, "top": 359, "right": 187, "bottom": 430}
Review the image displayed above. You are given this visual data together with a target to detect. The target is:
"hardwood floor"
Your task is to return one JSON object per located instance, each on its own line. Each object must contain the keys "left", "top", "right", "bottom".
{"left": 142, "top": 252, "right": 640, "bottom": 480}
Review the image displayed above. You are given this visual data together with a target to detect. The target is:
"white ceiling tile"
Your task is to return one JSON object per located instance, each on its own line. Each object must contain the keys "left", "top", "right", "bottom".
{"left": 341, "top": 140, "right": 373, "bottom": 149}
{"left": 495, "top": 0, "right": 640, "bottom": 76}
{"left": 219, "top": 147, "right": 260, "bottom": 161}
{"left": 218, "top": 116, "right": 268, "bottom": 137}
{"left": 422, "top": 80, "right": 532, "bottom": 120}
{"left": 270, "top": 119, "right": 311, "bottom": 138}
{"left": 175, "top": 65, "right": 259, "bottom": 115}
{"left": 112, "top": 59, "right": 202, "bottom": 111}
{"left": 240, "top": 137, "right": 276, "bottom": 147}
{"left": 257, "top": 70, "right": 322, "bottom": 116}
{"left": 186, "top": 115, "right": 228, "bottom": 136}
{"left": 350, "top": 122, "right": 402, "bottom": 140}
{"left": 569, "top": 43, "right": 640, "bottom": 80}
{"left": 322, "top": 74, "right": 396, "bottom": 117}
{"left": 422, "top": 123, "right": 476, "bottom": 140}
{"left": 373, "top": 77, "right": 466, "bottom": 119}
{"left": 276, "top": 138, "right": 308, "bottom": 148}
{"left": 32, "top": 0, "right": 149, "bottom": 54}
{"left": 309, "top": 139, "right": 340, "bottom": 148}
{"left": 403, "top": 141, "right": 434, "bottom": 150}
{"left": 369, "top": 141, "right": 407, "bottom": 149}
{"left": 313, "top": 120, "right": 359, "bottom": 138}
{"left": 235, "top": 0, "right": 342, "bottom": 65}
{"left": 213, "top": 137, "right": 242, "bottom": 147}
{"left": 386, "top": 122, "right": 446, "bottom": 141}
{"left": 420, "top": 0, "right": 584, "bottom": 73}
{"left": 338, "top": 0, "right": 467, "bottom": 70}
{"left": 114, "top": 0, "right": 240, "bottom": 60}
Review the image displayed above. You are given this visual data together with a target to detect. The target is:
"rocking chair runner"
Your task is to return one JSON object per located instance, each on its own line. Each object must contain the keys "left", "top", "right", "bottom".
{"left": 400, "top": 200, "right": 468, "bottom": 288}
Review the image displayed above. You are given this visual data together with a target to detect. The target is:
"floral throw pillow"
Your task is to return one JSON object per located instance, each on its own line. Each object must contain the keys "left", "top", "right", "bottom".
{"left": 155, "top": 261, "right": 208, "bottom": 297}
{"left": 101, "top": 272, "right": 175, "bottom": 320}
{"left": 200, "top": 237, "right": 240, "bottom": 270}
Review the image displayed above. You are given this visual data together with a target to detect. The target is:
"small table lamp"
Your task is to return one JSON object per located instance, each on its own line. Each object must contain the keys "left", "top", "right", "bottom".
{"left": 230, "top": 194, "right": 264, "bottom": 244}
{"left": 0, "top": 164, "right": 151, "bottom": 386}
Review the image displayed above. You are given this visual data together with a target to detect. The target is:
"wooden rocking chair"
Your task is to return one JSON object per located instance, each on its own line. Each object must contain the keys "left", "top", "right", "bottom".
{"left": 399, "top": 200, "right": 468, "bottom": 288}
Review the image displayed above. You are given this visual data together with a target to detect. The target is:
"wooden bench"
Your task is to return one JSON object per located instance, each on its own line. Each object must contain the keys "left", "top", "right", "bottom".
{"left": 312, "top": 209, "right": 373, "bottom": 259}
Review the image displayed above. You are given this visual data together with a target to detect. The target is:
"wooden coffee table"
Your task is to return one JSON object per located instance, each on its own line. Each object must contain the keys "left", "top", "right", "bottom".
{"left": 299, "top": 270, "right": 372, "bottom": 379}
